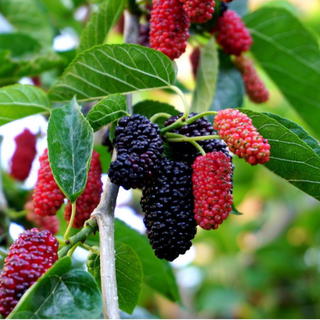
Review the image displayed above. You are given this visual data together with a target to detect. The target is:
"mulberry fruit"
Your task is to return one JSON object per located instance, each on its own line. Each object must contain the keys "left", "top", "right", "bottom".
{"left": 109, "top": 114, "right": 163, "bottom": 190}
{"left": 219, "top": 0, "right": 229, "bottom": 16}
{"left": 138, "top": 23, "right": 150, "bottom": 47}
{"left": 0, "top": 228, "right": 58, "bottom": 318}
{"left": 10, "top": 129, "right": 37, "bottom": 182}
{"left": 213, "top": 10, "right": 252, "bottom": 56}
{"left": 165, "top": 113, "right": 230, "bottom": 164}
{"left": 33, "top": 149, "right": 65, "bottom": 217}
{"left": 234, "top": 55, "right": 269, "bottom": 103}
{"left": 213, "top": 108, "right": 270, "bottom": 165}
{"left": 192, "top": 151, "right": 233, "bottom": 230}
{"left": 150, "top": 0, "right": 190, "bottom": 60}
{"left": 64, "top": 150, "right": 103, "bottom": 228}
{"left": 25, "top": 200, "right": 59, "bottom": 235}
{"left": 190, "top": 47, "right": 201, "bottom": 80}
{"left": 141, "top": 158, "right": 197, "bottom": 261}
{"left": 180, "top": 0, "right": 215, "bottom": 24}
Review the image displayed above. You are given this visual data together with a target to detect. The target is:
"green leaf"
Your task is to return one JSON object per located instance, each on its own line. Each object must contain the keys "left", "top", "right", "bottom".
{"left": 210, "top": 51, "right": 244, "bottom": 112}
{"left": 244, "top": 7, "right": 320, "bottom": 138}
{"left": 0, "top": 0, "right": 54, "bottom": 46}
{"left": 0, "top": 84, "right": 51, "bottom": 126}
{"left": 48, "top": 44, "right": 176, "bottom": 102}
{"left": 242, "top": 110, "right": 320, "bottom": 201}
{"left": 0, "top": 33, "right": 63, "bottom": 84}
{"left": 229, "top": 0, "right": 248, "bottom": 17}
{"left": 47, "top": 97, "right": 94, "bottom": 202}
{"left": 87, "top": 242, "right": 143, "bottom": 314}
{"left": 231, "top": 204, "right": 243, "bottom": 216}
{"left": 78, "top": 0, "right": 126, "bottom": 53}
{"left": 115, "top": 219, "right": 180, "bottom": 303}
{"left": 191, "top": 38, "right": 218, "bottom": 113}
{"left": 133, "top": 100, "right": 179, "bottom": 127}
{"left": 9, "top": 257, "right": 103, "bottom": 319}
{"left": 86, "top": 94, "right": 128, "bottom": 131}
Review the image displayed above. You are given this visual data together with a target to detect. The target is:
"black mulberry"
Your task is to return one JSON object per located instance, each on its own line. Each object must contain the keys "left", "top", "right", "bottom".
{"left": 141, "top": 158, "right": 197, "bottom": 261}
{"left": 109, "top": 114, "right": 163, "bottom": 190}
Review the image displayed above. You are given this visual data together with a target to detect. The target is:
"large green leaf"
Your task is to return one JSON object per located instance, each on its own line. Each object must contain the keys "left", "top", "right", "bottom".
{"left": 244, "top": 7, "right": 320, "bottom": 138}
{"left": 47, "top": 97, "right": 94, "bottom": 202}
{"left": 243, "top": 110, "right": 320, "bottom": 201}
{"left": 114, "top": 219, "right": 180, "bottom": 302}
{"left": 78, "top": 0, "right": 126, "bottom": 53}
{"left": 210, "top": 51, "right": 244, "bottom": 112}
{"left": 0, "top": 84, "right": 51, "bottom": 126}
{"left": 9, "top": 257, "right": 102, "bottom": 319}
{"left": 191, "top": 38, "right": 218, "bottom": 113}
{"left": 48, "top": 44, "right": 176, "bottom": 102}
{"left": 86, "top": 94, "right": 128, "bottom": 131}
{"left": 0, "top": 33, "right": 63, "bottom": 85}
{"left": 87, "top": 242, "right": 143, "bottom": 314}
{"left": 0, "top": 0, "right": 54, "bottom": 46}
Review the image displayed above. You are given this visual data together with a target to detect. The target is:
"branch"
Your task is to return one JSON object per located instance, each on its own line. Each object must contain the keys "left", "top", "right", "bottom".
{"left": 91, "top": 172, "right": 120, "bottom": 319}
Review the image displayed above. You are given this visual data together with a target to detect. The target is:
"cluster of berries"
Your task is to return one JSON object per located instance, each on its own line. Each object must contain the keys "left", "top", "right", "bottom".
{"left": 32, "top": 149, "right": 102, "bottom": 229}
{"left": 108, "top": 109, "right": 270, "bottom": 261}
{"left": 10, "top": 129, "right": 37, "bottom": 182}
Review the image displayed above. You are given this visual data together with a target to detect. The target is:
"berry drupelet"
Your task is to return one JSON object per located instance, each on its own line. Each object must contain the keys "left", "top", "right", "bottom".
{"left": 213, "top": 10, "right": 252, "bottom": 56}
{"left": 192, "top": 151, "right": 233, "bottom": 230}
{"left": 0, "top": 229, "right": 58, "bottom": 318}
{"left": 33, "top": 149, "right": 65, "bottom": 217}
{"left": 141, "top": 158, "right": 197, "bottom": 261}
{"left": 64, "top": 150, "right": 103, "bottom": 228}
{"left": 150, "top": 0, "right": 190, "bottom": 60}
{"left": 213, "top": 108, "right": 270, "bottom": 165}
{"left": 108, "top": 114, "right": 163, "bottom": 190}
{"left": 165, "top": 113, "right": 230, "bottom": 165}
{"left": 234, "top": 55, "right": 269, "bottom": 104}
{"left": 180, "top": 0, "right": 215, "bottom": 24}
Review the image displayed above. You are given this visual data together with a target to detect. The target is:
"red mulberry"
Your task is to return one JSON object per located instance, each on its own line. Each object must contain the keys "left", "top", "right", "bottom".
{"left": 150, "top": 0, "right": 190, "bottom": 60}
{"left": 213, "top": 10, "right": 252, "bottom": 56}
{"left": 64, "top": 150, "right": 102, "bottom": 229}
{"left": 213, "top": 109, "right": 270, "bottom": 165}
{"left": 33, "top": 149, "right": 65, "bottom": 217}
{"left": 234, "top": 55, "right": 269, "bottom": 103}
{"left": 10, "top": 129, "right": 37, "bottom": 182}
{"left": 0, "top": 228, "right": 58, "bottom": 318}
{"left": 180, "top": 0, "right": 215, "bottom": 24}
{"left": 192, "top": 151, "right": 233, "bottom": 230}
{"left": 190, "top": 47, "right": 201, "bottom": 80}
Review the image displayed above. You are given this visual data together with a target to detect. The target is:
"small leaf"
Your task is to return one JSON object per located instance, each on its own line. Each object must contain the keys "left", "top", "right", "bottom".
{"left": 78, "top": 0, "right": 126, "bottom": 53}
{"left": 115, "top": 219, "right": 180, "bottom": 303}
{"left": 47, "top": 97, "right": 94, "bottom": 202}
{"left": 87, "top": 242, "right": 143, "bottom": 314}
{"left": 210, "top": 51, "right": 244, "bottom": 113}
{"left": 231, "top": 204, "right": 243, "bottom": 216}
{"left": 191, "top": 38, "right": 219, "bottom": 113}
{"left": 48, "top": 44, "right": 176, "bottom": 102}
{"left": 244, "top": 7, "right": 320, "bottom": 138}
{"left": 9, "top": 257, "right": 103, "bottom": 319}
{"left": 0, "top": 84, "right": 51, "bottom": 126}
{"left": 242, "top": 110, "right": 320, "bottom": 201}
{"left": 86, "top": 94, "right": 128, "bottom": 131}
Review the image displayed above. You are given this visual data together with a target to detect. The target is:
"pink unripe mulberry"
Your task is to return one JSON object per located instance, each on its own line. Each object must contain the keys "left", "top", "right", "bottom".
{"left": 0, "top": 228, "right": 58, "bottom": 318}
{"left": 33, "top": 149, "right": 65, "bottom": 217}
{"left": 213, "top": 108, "right": 270, "bottom": 165}
{"left": 10, "top": 129, "right": 37, "bottom": 181}
{"left": 150, "top": 0, "right": 190, "bottom": 60}
{"left": 64, "top": 150, "right": 102, "bottom": 229}
{"left": 213, "top": 10, "right": 252, "bottom": 56}
{"left": 234, "top": 55, "right": 269, "bottom": 103}
{"left": 180, "top": 0, "right": 215, "bottom": 24}
{"left": 192, "top": 151, "right": 233, "bottom": 230}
